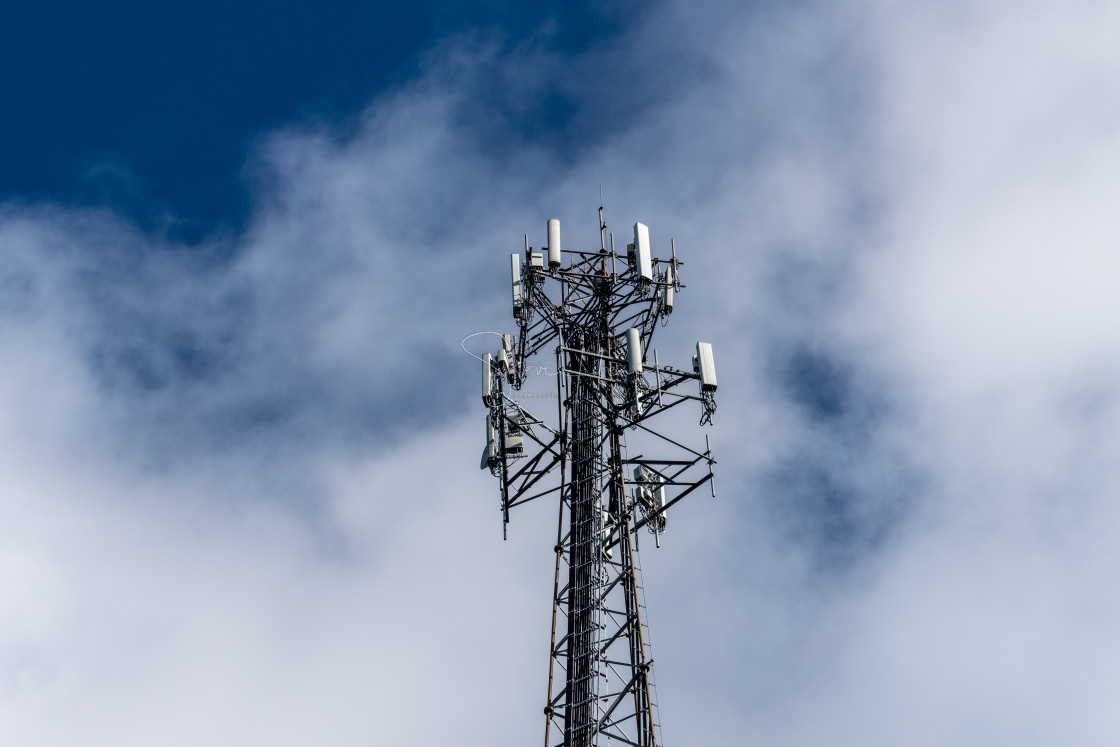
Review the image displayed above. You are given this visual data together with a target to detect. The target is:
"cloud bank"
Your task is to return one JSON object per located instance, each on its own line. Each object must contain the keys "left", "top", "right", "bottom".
{"left": 2, "top": 1, "right": 1120, "bottom": 744}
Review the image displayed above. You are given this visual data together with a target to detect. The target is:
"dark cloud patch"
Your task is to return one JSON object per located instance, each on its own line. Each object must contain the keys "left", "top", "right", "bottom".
{"left": 770, "top": 458, "right": 867, "bottom": 566}
{"left": 761, "top": 335, "right": 918, "bottom": 575}
{"left": 765, "top": 444, "right": 916, "bottom": 576}
{"left": 782, "top": 346, "right": 851, "bottom": 422}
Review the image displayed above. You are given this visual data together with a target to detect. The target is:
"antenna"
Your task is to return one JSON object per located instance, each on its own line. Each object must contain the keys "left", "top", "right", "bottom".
{"left": 547, "top": 219, "right": 562, "bottom": 269}
{"left": 599, "top": 186, "right": 606, "bottom": 253}
{"left": 478, "top": 203, "right": 718, "bottom": 747}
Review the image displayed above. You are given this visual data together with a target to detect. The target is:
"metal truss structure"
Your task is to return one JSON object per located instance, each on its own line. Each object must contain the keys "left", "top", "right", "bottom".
{"left": 480, "top": 207, "right": 718, "bottom": 747}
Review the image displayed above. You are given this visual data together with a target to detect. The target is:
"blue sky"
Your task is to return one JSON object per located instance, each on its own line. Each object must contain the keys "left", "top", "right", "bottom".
{"left": 4, "top": 1, "right": 1120, "bottom": 744}
{"left": 0, "top": 1, "right": 625, "bottom": 237}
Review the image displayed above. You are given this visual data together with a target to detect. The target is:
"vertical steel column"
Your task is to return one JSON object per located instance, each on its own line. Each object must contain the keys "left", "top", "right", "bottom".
{"left": 564, "top": 327, "right": 602, "bottom": 747}
{"left": 487, "top": 213, "right": 718, "bottom": 747}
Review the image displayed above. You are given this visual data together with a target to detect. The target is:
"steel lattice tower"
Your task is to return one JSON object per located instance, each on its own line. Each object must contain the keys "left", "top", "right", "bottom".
{"left": 480, "top": 206, "right": 718, "bottom": 747}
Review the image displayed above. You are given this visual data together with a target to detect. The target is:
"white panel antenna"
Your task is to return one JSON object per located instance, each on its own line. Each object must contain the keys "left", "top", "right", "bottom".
{"left": 626, "top": 328, "right": 642, "bottom": 375}
{"left": 664, "top": 266, "right": 674, "bottom": 313}
{"left": 633, "top": 222, "right": 653, "bottom": 281}
{"left": 694, "top": 341, "right": 717, "bottom": 392}
{"left": 547, "top": 218, "right": 562, "bottom": 268}
{"left": 482, "top": 352, "right": 493, "bottom": 406}
{"left": 481, "top": 415, "right": 497, "bottom": 469}
{"left": 511, "top": 253, "right": 523, "bottom": 313}
{"left": 653, "top": 483, "right": 667, "bottom": 514}
{"left": 501, "top": 335, "right": 516, "bottom": 384}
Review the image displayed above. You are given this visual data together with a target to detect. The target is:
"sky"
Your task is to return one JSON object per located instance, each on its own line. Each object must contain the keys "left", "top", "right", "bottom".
{"left": 3, "top": 0, "right": 1120, "bottom": 744}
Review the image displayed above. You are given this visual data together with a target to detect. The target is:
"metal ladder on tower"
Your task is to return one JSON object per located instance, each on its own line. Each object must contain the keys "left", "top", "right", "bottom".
{"left": 631, "top": 540, "right": 663, "bottom": 745}
{"left": 618, "top": 427, "right": 664, "bottom": 747}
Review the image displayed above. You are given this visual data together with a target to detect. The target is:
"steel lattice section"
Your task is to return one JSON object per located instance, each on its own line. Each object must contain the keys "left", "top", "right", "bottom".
{"left": 480, "top": 207, "right": 718, "bottom": 747}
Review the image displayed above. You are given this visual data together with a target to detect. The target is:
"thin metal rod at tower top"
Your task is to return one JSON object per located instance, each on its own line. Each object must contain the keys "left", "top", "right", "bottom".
{"left": 599, "top": 186, "right": 606, "bottom": 253}
{"left": 478, "top": 204, "right": 719, "bottom": 746}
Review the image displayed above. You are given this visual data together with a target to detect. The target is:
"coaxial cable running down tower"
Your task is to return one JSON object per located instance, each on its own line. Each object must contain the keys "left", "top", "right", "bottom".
{"left": 479, "top": 206, "right": 718, "bottom": 747}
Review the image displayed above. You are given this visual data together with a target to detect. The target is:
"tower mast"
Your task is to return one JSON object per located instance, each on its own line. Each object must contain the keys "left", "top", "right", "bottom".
{"left": 480, "top": 207, "right": 718, "bottom": 745}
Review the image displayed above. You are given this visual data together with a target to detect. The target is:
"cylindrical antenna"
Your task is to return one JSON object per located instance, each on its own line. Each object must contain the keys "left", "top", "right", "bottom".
{"left": 626, "top": 328, "right": 642, "bottom": 374}
{"left": 547, "top": 219, "right": 562, "bottom": 268}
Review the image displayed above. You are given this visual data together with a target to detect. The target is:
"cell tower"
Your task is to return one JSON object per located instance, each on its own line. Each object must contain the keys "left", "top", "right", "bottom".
{"left": 479, "top": 205, "right": 717, "bottom": 747}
